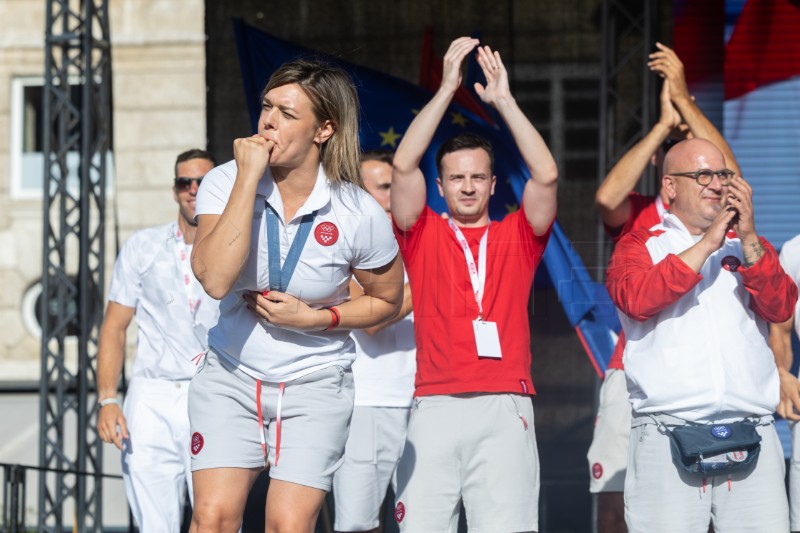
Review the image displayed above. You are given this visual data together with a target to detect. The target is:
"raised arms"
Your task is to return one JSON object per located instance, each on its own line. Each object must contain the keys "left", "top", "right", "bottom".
{"left": 472, "top": 45, "right": 558, "bottom": 235}
{"left": 648, "top": 43, "right": 741, "bottom": 177}
{"left": 392, "top": 38, "right": 480, "bottom": 230}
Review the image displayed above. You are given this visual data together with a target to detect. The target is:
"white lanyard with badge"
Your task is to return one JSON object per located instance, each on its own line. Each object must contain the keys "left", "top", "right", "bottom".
{"left": 174, "top": 226, "right": 208, "bottom": 347}
{"left": 448, "top": 219, "right": 503, "bottom": 359}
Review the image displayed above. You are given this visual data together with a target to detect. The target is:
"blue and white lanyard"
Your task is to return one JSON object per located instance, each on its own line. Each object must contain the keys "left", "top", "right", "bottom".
{"left": 264, "top": 202, "right": 318, "bottom": 292}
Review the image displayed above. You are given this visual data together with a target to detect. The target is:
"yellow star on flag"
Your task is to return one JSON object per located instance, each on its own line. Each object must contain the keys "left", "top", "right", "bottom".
{"left": 379, "top": 126, "right": 402, "bottom": 148}
{"left": 505, "top": 203, "right": 519, "bottom": 213}
{"left": 451, "top": 112, "right": 468, "bottom": 127}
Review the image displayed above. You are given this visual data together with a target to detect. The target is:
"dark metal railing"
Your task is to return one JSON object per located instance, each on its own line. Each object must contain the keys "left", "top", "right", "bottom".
{"left": 1, "top": 462, "right": 124, "bottom": 533}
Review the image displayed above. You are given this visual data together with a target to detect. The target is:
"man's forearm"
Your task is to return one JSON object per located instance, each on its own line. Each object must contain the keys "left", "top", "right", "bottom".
{"left": 596, "top": 122, "right": 671, "bottom": 216}
{"left": 741, "top": 235, "right": 766, "bottom": 267}
{"left": 770, "top": 319, "right": 794, "bottom": 372}
{"left": 494, "top": 96, "right": 557, "bottom": 186}
{"left": 97, "top": 326, "right": 126, "bottom": 400}
{"left": 394, "top": 88, "right": 455, "bottom": 173}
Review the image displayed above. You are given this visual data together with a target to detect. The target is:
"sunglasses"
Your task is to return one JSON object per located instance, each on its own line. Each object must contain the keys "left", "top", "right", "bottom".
{"left": 174, "top": 177, "right": 202, "bottom": 191}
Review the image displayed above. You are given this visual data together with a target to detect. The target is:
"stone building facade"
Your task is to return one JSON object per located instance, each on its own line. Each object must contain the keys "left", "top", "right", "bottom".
{"left": 0, "top": 0, "right": 209, "bottom": 380}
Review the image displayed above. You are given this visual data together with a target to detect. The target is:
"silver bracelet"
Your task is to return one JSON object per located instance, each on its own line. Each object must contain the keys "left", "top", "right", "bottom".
{"left": 98, "top": 397, "right": 120, "bottom": 408}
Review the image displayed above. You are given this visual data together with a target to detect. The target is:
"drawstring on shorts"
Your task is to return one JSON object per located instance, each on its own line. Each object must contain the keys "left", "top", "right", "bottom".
{"left": 256, "top": 380, "right": 286, "bottom": 466}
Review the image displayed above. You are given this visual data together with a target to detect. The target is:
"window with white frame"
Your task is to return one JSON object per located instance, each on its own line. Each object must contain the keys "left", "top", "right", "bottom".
{"left": 9, "top": 76, "right": 114, "bottom": 199}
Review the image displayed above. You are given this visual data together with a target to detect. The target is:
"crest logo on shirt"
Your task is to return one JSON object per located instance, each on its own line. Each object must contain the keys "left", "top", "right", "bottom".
{"left": 314, "top": 222, "right": 339, "bottom": 246}
{"left": 395, "top": 502, "right": 405, "bottom": 523}
{"left": 191, "top": 432, "right": 204, "bottom": 455}
{"left": 592, "top": 462, "right": 604, "bottom": 480}
{"left": 721, "top": 256, "right": 741, "bottom": 272}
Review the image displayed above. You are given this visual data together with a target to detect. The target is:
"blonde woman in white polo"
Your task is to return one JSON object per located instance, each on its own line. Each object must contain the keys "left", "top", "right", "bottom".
{"left": 188, "top": 60, "right": 403, "bottom": 533}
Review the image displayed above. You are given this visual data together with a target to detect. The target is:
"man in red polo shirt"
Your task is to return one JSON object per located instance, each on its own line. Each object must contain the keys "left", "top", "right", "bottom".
{"left": 390, "top": 37, "right": 558, "bottom": 532}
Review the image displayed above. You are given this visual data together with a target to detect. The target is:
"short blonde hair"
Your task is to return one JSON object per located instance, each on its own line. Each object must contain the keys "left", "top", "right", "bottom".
{"left": 263, "top": 60, "right": 362, "bottom": 188}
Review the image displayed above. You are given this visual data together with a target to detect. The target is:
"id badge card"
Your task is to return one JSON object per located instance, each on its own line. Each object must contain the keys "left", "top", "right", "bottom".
{"left": 472, "top": 319, "right": 502, "bottom": 359}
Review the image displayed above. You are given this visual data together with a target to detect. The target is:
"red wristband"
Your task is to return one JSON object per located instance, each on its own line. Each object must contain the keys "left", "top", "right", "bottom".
{"left": 324, "top": 306, "right": 340, "bottom": 331}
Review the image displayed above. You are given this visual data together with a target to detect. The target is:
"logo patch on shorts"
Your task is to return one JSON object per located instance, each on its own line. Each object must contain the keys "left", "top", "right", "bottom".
{"left": 721, "top": 256, "right": 741, "bottom": 272}
{"left": 727, "top": 450, "right": 748, "bottom": 462}
{"left": 191, "top": 432, "right": 204, "bottom": 455}
{"left": 314, "top": 222, "right": 339, "bottom": 246}
{"left": 592, "top": 462, "right": 603, "bottom": 480}
{"left": 711, "top": 425, "right": 732, "bottom": 439}
{"left": 395, "top": 501, "right": 405, "bottom": 523}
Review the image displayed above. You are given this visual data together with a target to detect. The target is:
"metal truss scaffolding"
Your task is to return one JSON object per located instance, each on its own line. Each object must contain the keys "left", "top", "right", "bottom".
{"left": 39, "top": 0, "right": 111, "bottom": 531}
{"left": 594, "top": 3, "right": 660, "bottom": 527}
{"left": 597, "top": 0, "right": 661, "bottom": 268}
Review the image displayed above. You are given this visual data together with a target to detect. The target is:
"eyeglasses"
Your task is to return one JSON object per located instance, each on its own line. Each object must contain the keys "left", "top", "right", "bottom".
{"left": 668, "top": 169, "right": 735, "bottom": 186}
{"left": 174, "top": 177, "right": 202, "bottom": 191}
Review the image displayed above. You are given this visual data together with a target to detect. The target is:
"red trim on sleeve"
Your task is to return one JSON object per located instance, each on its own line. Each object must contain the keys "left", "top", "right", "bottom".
{"left": 606, "top": 229, "right": 702, "bottom": 322}
{"left": 739, "top": 237, "right": 798, "bottom": 323}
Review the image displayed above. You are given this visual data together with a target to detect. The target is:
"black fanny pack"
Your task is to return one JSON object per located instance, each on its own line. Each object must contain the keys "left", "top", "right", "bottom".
{"left": 656, "top": 418, "right": 762, "bottom": 475}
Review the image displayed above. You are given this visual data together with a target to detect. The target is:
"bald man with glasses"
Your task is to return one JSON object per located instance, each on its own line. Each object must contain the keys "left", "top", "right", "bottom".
{"left": 606, "top": 138, "right": 796, "bottom": 532}
{"left": 590, "top": 42, "right": 742, "bottom": 533}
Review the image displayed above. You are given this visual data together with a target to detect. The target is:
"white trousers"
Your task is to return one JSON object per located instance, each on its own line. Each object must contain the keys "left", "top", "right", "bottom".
{"left": 625, "top": 416, "right": 788, "bottom": 533}
{"left": 333, "top": 406, "right": 411, "bottom": 532}
{"left": 122, "top": 377, "right": 192, "bottom": 532}
{"left": 790, "top": 421, "right": 800, "bottom": 531}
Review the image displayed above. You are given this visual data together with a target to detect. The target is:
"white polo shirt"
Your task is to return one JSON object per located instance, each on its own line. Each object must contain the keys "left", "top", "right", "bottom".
{"left": 195, "top": 160, "right": 399, "bottom": 382}
{"left": 352, "top": 272, "right": 416, "bottom": 408}
{"left": 108, "top": 221, "right": 220, "bottom": 381}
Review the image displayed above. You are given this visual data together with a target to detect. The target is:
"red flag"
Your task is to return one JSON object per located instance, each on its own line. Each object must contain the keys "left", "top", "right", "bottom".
{"left": 725, "top": 0, "right": 800, "bottom": 100}
{"left": 673, "top": 0, "right": 725, "bottom": 87}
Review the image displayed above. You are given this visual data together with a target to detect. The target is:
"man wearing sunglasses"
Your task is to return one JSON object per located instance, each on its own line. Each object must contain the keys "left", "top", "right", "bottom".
{"left": 590, "top": 43, "right": 741, "bottom": 533}
{"left": 606, "top": 137, "right": 796, "bottom": 532}
{"left": 96, "top": 149, "right": 219, "bottom": 532}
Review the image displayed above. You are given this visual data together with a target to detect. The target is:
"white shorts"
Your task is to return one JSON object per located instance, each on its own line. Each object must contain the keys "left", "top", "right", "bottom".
{"left": 587, "top": 368, "right": 631, "bottom": 493}
{"left": 790, "top": 420, "right": 800, "bottom": 530}
{"left": 625, "top": 414, "right": 788, "bottom": 533}
{"left": 394, "top": 394, "right": 539, "bottom": 533}
{"left": 188, "top": 349, "right": 354, "bottom": 491}
{"left": 122, "top": 377, "right": 193, "bottom": 532}
{"left": 332, "top": 406, "right": 411, "bottom": 531}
